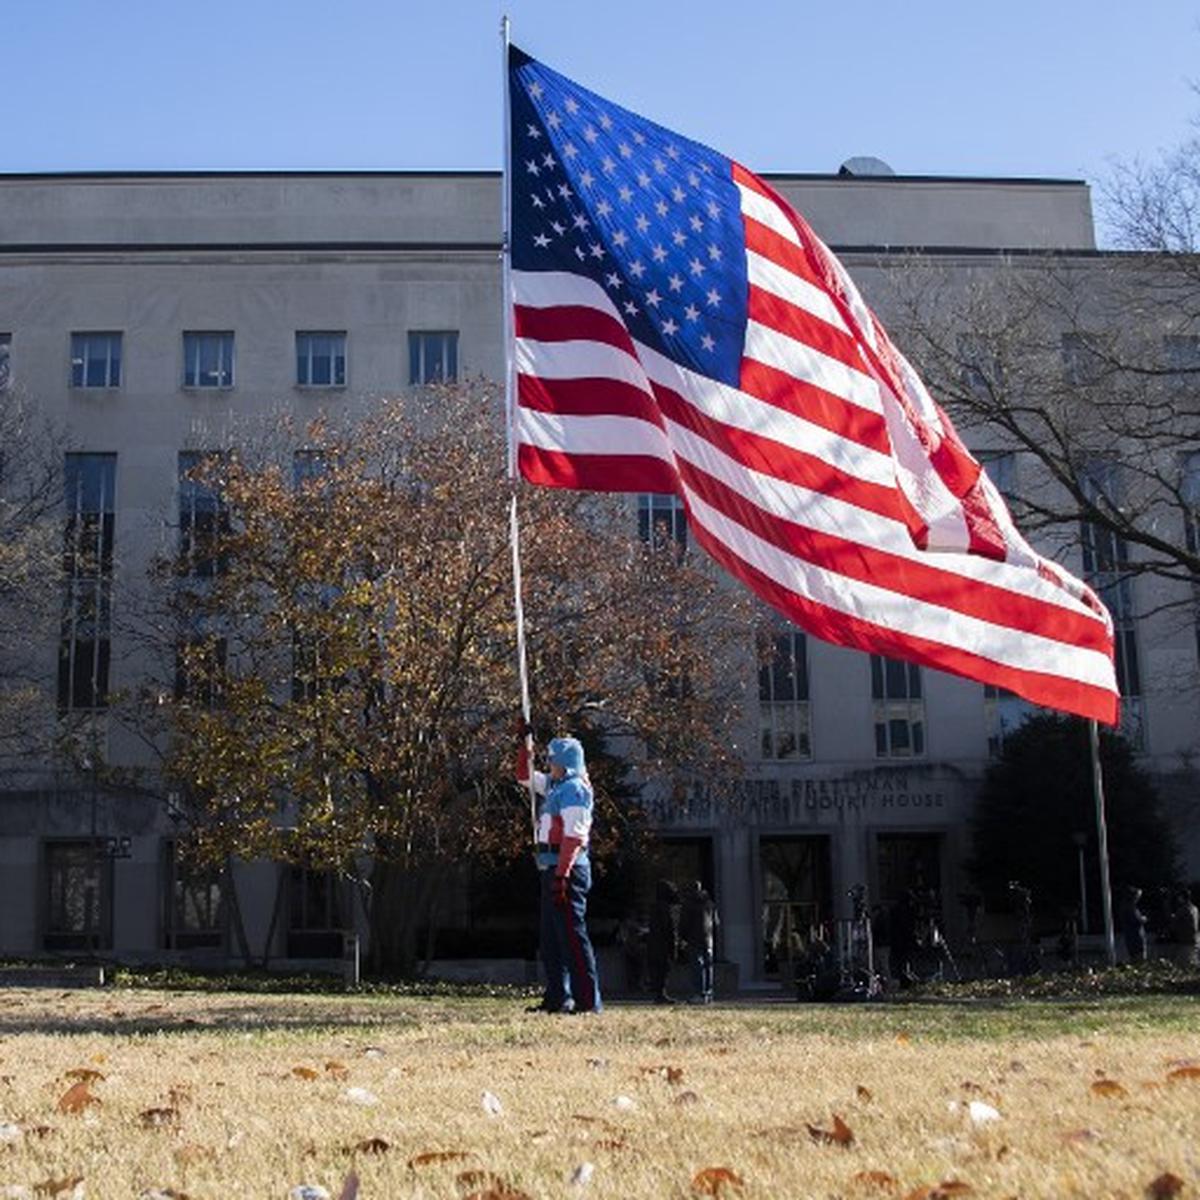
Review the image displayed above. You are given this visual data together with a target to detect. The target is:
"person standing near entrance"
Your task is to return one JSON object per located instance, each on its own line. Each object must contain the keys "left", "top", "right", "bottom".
{"left": 517, "top": 734, "right": 602, "bottom": 1014}
{"left": 680, "top": 879, "right": 719, "bottom": 1003}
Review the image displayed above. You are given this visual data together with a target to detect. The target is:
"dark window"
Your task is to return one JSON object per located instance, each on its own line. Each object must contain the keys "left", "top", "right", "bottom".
{"left": 59, "top": 453, "right": 116, "bottom": 712}
{"left": 408, "top": 330, "right": 458, "bottom": 384}
{"left": 870, "top": 655, "right": 924, "bottom": 758}
{"left": 296, "top": 332, "right": 346, "bottom": 387}
{"left": 286, "top": 866, "right": 344, "bottom": 957}
{"left": 760, "top": 835, "right": 832, "bottom": 978}
{"left": 162, "top": 841, "right": 225, "bottom": 949}
{"left": 44, "top": 841, "right": 112, "bottom": 951}
{"left": 183, "top": 332, "right": 234, "bottom": 388}
{"left": 637, "top": 493, "right": 688, "bottom": 548}
{"left": 758, "top": 627, "right": 811, "bottom": 759}
{"left": 178, "top": 451, "right": 229, "bottom": 577}
{"left": 174, "top": 635, "right": 227, "bottom": 708}
{"left": 70, "top": 332, "right": 122, "bottom": 388}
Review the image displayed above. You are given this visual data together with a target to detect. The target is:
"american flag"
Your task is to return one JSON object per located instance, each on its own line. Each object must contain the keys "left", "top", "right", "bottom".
{"left": 507, "top": 46, "right": 1118, "bottom": 724}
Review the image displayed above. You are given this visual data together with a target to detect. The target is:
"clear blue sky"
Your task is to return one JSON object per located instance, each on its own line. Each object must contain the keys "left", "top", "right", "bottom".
{"left": 6, "top": 0, "right": 1196, "bottom": 188}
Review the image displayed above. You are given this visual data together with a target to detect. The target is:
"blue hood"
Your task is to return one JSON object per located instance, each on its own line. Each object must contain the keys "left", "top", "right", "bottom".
{"left": 547, "top": 736, "right": 586, "bottom": 777}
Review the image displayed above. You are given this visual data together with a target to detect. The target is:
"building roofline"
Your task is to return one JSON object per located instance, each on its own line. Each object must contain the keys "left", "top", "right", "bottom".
{"left": 0, "top": 168, "right": 1089, "bottom": 188}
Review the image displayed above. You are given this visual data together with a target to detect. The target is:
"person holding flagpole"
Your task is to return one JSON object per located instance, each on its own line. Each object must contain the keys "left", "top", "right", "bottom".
{"left": 516, "top": 733, "right": 602, "bottom": 1014}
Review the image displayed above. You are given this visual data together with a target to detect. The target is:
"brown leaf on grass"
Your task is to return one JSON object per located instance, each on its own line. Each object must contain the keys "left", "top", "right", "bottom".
{"left": 1146, "top": 1173, "right": 1185, "bottom": 1200}
{"left": 167, "top": 1085, "right": 191, "bottom": 1106}
{"left": 351, "top": 1137, "right": 390, "bottom": 1154}
{"left": 639, "top": 1064, "right": 685, "bottom": 1085}
{"left": 34, "top": 1176, "right": 84, "bottom": 1198}
{"left": 675, "top": 1090, "right": 701, "bottom": 1106}
{"left": 1090, "top": 1079, "right": 1128, "bottom": 1099}
{"left": 56, "top": 1081, "right": 99, "bottom": 1114}
{"left": 851, "top": 1170, "right": 898, "bottom": 1190}
{"left": 807, "top": 1114, "right": 854, "bottom": 1147}
{"left": 27, "top": 1124, "right": 55, "bottom": 1139}
{"left": 593, "top": 1137, "right": 628, "bottom": 1152}
{"left": 173, "top": 1143, "right": 213, "bottom": 1166}
{"left": 1166, "top": 1065, "right": 1200, "bottom": 1082}
{"left": 895, "top": 1033, "right": 912, "bottom": 1045}
{"left": 408, "top": 1150, "right": 472, "bottom": 1168}
{"left": 89, "top": 1054, "right": 107, "bottom": 1065}
{"left": 856, "top": 1085, "right": 873, "bottom": 1102}
{"left": 138, "top": 1106, "right": 180, "bottom": 1129}
{"left": 571, "top": 1113, "right": 620, "bottom": 1132}
{"left": 1062, "top": 1128, "right": 1102, "bottom": 1146}
{"left": 325, "top": 1060, "right": 350, "bottom": 1079}
{"left": 291, "top": 1066, "right": 320, "bottom": 1081}
{"left": 63, "top": 1068, "right": 105, "bottom": 1084}
{"left": 455, "top": 1170, "right": 507, "bottom": 1191}
{"left": 902, "top": 1183, "right": 973, "bottom": 1200}
{"left": 691, "top": 1166, "right": 745, "bottom": 1196}
{"left": 138, "top": 1189, "right": 191, "bottom": 1200}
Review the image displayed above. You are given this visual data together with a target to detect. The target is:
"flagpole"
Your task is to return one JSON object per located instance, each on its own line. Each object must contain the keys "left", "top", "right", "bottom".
{"left": 500, "top": 14, "right": 538, "bottom": 845}
{"left": 1089, "top": 719, "right": 1117, "bottom": 966}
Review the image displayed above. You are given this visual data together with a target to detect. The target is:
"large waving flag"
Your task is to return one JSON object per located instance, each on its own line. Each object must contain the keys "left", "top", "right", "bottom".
{"left": 507, "top": 46, "right": 1118, "bottom": 724}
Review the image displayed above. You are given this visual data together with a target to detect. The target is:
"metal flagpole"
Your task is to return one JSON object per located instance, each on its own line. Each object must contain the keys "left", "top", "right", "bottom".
{"left": 1089, "top": 719, "right": 1117, "bottom": 966}
{"left": 500, "top": 13, "right": 538, "bottom": 844}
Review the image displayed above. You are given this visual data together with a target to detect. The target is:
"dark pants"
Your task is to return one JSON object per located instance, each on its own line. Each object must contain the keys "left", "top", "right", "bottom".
{"left": 545, "top": 859, "right": 602, "bottom": 1013}
{"left": 539, "top": 869, "right": 572, "bottom": 1010}
{"left": 692, "top": 948, "right": 714, "bottom": 1000}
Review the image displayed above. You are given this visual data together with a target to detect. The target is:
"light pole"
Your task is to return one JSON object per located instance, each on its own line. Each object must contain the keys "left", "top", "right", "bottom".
{"left": 1072, "top": 831, "right": 1089, "bottom": 935}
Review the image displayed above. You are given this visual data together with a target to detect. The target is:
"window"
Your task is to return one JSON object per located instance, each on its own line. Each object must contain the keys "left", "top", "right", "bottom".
{"left": 296, "top": 332, "right": 346, "bottom": 388}
{"left": 174, "top": 634, "right": 227, "bottom": 708}
{"left": 758, "top": 627, "right": 811, "bottom": 759}
{"left": 44, "top": 841, "right": 111, "bottom": 951}
{"left": 759, "top": 835, "right": 832, "bottom": 978}
{"left": 408, "top": 330, "right": 458, "bottom": 384}
{"left": 871, "top": 655, "right": 925, "bottom": 757}
{"left": 162, "top": 840, "right": 224, "bottom": 949}
{"left": 59, "top": 453, "right": 116, "bottom": 712}
{"left": 1165, "top": 335, "right": 1200, "bottom": 390}
{"left": 983, "top": 683, "right": 1033, "bottom": 757}
{"left": 1081, "top": 462, "right": 1143, "bottom": 746}
{"left": 183, "top": 332, "right": 234, "bottom": 388}
{"left": 1061, "top": 332, "right": 1109, "bottom": 388}
{"left": 957, "top": 333, "right": 1002, "bottom": 398}
{"left": 0, "top": 333, "right": 10, "bottom": 389}
{"left": 637, "top": 494, "right": 688, "bottom": 548}
{"left": 70, "top": 332, "right": 122, "bottom": 388}
{"left": 286, "top": 866, "right": 344, "bottom": 957}
{"left": 178, "top": 451, "right": 229, "bottom": 577}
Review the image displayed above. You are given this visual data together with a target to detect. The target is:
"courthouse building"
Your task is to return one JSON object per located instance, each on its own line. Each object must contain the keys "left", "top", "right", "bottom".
{"left": 0, "top": 168, "right": 1197, "bottom": 984}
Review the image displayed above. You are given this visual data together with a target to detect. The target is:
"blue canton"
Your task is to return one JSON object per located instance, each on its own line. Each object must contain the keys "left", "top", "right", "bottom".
{"left": 509, "top": 47, "right": 748, "bottom": 388}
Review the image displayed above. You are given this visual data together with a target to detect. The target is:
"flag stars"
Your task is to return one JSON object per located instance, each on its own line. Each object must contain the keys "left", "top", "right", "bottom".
{"left": 671, "top": 229, "right": 687, "bottom": 247}
{"left": 667, "top": 273, "right": 684, "bottom": 292}
{"left": 579, "top": 169, "right": 595, "bottom": 188}
{"left": 533, "top": 233, "right": 551, "bottom": 248}
{"left": 655, "top": 199, "right": 669, "bottom": 217}
{"left": 546, "top": 111, "right": 562, "bottom": 129}
{"left": 635, "top": 214, "right": 651, "bottom": 233}
{"left": 525, "top": 160, "right": 540, "bottom": 176}
{"left": 706, "top": 287, "right": 721, "bottom": 307}
{"left": 589, "top": 243, "right": 605, "bottom": 259}
{"left": 619, "top": 142, "right": 633, "bottom": 158}
{"left": 602, "top": 156, "right": 617, "bottom": 174}
{"left": 529, "top": 81, "right": 544, "bottom": 99}
{"left": 574, "top": 245, "right": 586, "bottom": 260}
{"left": 708, "top": 243, "right": 722, "bottom": 261}
{"left": 684, "top": 303, "right": 700, "bottom": 322}
{"left": 564, "top": 96, "right": 579, "bottom": 114}
{"left": 572, "top": 212, "right": 590, "bottom": 230}
{"left": 526, "top": 124, "right": 542, "bottom": 139}
{"left": 558, "top": 182, "right": 573, "bottom": 200}
{"left": 661, "top": 317, "right": 679, "bottom": 336}
{"left": 599, "top": 113, "right": 613, "bottom": 129}
{"left": 583, "top": 125, "right": 599, "bottom": 143}
{"left": 628, "top": 259, "right": 645, "bottom": 279}
{"left": 688, "top": 171, "right": 701, "bottom": 188}
{"left": 623, "top": 300, "right": 639, "bottom": 316}
{"left": 700, "top": 333, "right": 716, "bottom": 351}
{"left": 605, "top": 271, "right": 622, "bottom": 289}
{"left": 653, "top": 156, "right": 667, "bottom": 174}
{"left": 541, "top": 152, "right": 556, "bottom": 169}
{"left": 551, "top": 220, "right": 566, "bottom": 235}
{"left": 666, "top": 144, "right": 680, "bottom": 160}
{"left": 633, "top": 130, "right": 646, "bottom": 144}
{"left": 637, "top": 170, "right": 652, "bottom": 188}
{"left": 619, "top": 185, "right": 634, "bottom": 203}
{"left": 563, "top": 142, "right": 579, "bottom": 159}
{"left": 706, "top": 199, "right": 721, "bottom": 218}
{"left": 645, "top": 289, "right": 662, "bottom": 307}
{"left": 596, "top": 199, "right": 613, "bottom": 217}
{"left": 651, "top": 243, "right": 667, "bottom": 262}
{"left": 612, "top": 229, "right": 629, "bottom": 247}
{"left": 689, "top": 214, "right": 705, "bottom": 233}
{"left": 531, "top": 194, "right": 545, "bottom": 209}
{"left": 689, "top": 257, "right": 706, "bottom": 277}
{"left": 671, "top": 184, "right": 686, "bottom": 203}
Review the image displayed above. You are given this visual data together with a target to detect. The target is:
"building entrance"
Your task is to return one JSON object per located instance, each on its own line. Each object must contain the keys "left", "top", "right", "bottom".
{"left": 759, "top": 835, "right": 832, "bottom": 979}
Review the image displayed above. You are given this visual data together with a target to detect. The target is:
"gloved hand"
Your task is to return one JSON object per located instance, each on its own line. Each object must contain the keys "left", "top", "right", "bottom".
{"left": 552, "top": 875, "right": 569, "bottom": 908}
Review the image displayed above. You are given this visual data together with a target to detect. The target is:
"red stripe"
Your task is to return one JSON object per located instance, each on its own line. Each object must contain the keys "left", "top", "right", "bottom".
{"left": 677, "top": 458, "right": 1112, "bottom": 654}
{"left": 739, "top": 357, "right": 891, "bottom": 454}
{"left": 648, "top": 380, "right": 904, "bottom": 524}
{"left": 747, "top": 282, "right": 870, "bottom": 377}
{"left": 515, "top": 303, "right": 636, "bottom": 356}
{"left": 560, "top": 899, "right": 596, "bottom": 1011}
{"left": 690, "top": 518, "right": 1120, "bottom": 725}
{"left": 518, "top": 444, "right": 679, "bottom": 495}
{"left": 743, "top": 213, "right": 831, "bottom": 296}
{"left": 519, "top": 373, "right": 664, "bottom": 427}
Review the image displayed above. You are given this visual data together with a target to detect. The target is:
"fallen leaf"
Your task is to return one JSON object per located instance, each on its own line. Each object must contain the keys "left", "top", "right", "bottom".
{"left": 1166, "top": 1066, "right": 1200, "bottom": 1082}
{"left": 692, "top": 1166, "right": 745, "bottom": 1196}
{"left": 292, "top": 1066, "right": 320, "bottom": 1081}
{"left": 612, "top": 1095, "right": 636, "bottom": 1111}
{"left": 325, "top": 1061, "right": 349, "bottom": 1079}
{"left": 362, "top": 1047, "right": 385, "bottom": 1059}
{"left": 594, "top": 1138, "right": 628, "bottom": 1152}
{"left": 351, "top": 1137, "right": 390, "bottom": 1154}
{"left": 675, "top": 1090, "right": 701, "bottom": 1106}
{"left": 851, "top": 1171, "right": 898, "bottom": 1190}
{"left": 139, "top": 1190, "right": 191, "bottom": 1200}
{"left": 173, "top": 1143, "right": 212, "bottom": 1166}
{"left": 895, "top": 1033, "right": 912, "bottom": 1045}
{"left": 461, "top": 1193, "right": 531, "bottom": 1200}
{"left": 856, "top": 1085, "right": 873, "bottom": 1102}
{"left": 63, "top": 1069, "right": 104, "bottom": 1084}
{"left": 138, "top": 1107, "right": 180, "bottom": 1129}
{"left": 1146, "top": 1172, "right": 1185, "bottom": 1199}
{"left": 902, "top": 1184, "right": 973, "bottom": 1200}
{"left": 33, "top": 1179, "right": 84, "bottom": 1199}
{"left": 1089, "top": 1079, "right": 1128, "bottom": 1099}
{"left": 407, "top": 1151, "right": 471, "bottom": 1168}
{"left": 56, "top": 1082, "right": 99, "bottom": 1114}
{"left": 807, "top": 1114, "right": 854, "bottom": 1147}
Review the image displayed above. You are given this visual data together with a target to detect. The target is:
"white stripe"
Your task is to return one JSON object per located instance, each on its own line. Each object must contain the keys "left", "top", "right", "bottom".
{"left": 747, "top": 249, "right": 849, "bottom": 334}
{"left": 515, "top": 337, "right": 651, "bottom": 393}
{"left": 518, "top": 407, "right": 674, "bottom": 463}
{"left": 744, "top": 319, "right": 883, "bottom": 414}
{"left": 684, "top": 488, "right": 1117, "bottom": 689}
{"left": 513, "top": 269, "right": 620, "bottom": 318}
{"left": 736, "top": 182, "right": 800, "bottom": 246}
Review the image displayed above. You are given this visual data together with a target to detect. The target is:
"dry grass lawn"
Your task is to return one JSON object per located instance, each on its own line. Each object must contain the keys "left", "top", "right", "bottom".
{"left": 0, "top": 988, "right": 1196, "bottom": 1198}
